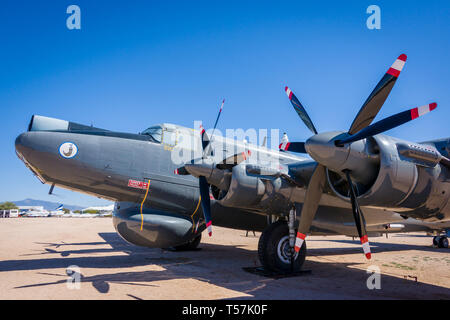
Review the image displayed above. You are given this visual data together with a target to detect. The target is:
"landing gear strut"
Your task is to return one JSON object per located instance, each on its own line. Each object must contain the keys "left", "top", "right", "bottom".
{"left": 258, "top": 219, "right": 306, "bottom": 273}
{"left": 288, "top": 207, "right": 296, "bottom": 272}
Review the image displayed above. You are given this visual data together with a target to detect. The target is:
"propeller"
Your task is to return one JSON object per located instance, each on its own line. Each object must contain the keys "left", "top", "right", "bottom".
{"left": 286, "top": 54, "right": 438, "bottom": 260}
{"left": 284, "top": 54, "right": 418, "bottom": 153}
{"left": 176, "top": 99, "right": 226, "bottom": 237}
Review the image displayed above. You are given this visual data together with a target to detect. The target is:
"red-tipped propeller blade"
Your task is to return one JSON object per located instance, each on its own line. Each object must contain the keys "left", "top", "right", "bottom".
{"left": 279, "top": 141, "right": 307, "bottom": 153}
{"left": 349, "top": 54, "right": 407, "bottom": 135}
{"left": 294, "top": 164, "right": 327, "bottom": 253}
{"left": 285, "top": 86, "right": 318, "bottom": 135}
{"left": 338, "top": 103, "right": 437, "bottom": 145}
{"left": 199, "top": 176, "right": 213, "bottom": 236}
{"left": 345, "top": 170, "right": 371, "bottom": 260}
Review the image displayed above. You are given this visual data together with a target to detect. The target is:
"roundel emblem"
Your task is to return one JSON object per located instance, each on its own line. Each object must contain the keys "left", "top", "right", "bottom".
{"left": 59, "top": 142, "right": 78, "bottom": 159}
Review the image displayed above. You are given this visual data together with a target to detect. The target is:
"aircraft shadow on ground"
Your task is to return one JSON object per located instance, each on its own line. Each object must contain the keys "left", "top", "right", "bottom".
{"left": 3, "top": 232, "right": 449, "bottom": 299}
{"left": 307, "top": 238, "right": 449, "bottom": 256}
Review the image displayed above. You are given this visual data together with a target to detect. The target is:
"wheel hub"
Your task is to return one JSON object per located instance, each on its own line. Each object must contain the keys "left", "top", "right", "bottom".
{"left": 277, "top": 235, "right": 299, "bottom": 264}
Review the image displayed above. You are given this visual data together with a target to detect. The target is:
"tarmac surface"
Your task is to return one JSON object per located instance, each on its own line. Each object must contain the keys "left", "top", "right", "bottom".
{"left": 0, "top": 218, "right": 449, "bottom": 300}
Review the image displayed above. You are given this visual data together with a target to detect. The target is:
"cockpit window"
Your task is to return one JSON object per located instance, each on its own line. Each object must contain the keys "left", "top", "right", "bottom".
{"left": 141, "top": 126, "right": 162, "bottom": 143}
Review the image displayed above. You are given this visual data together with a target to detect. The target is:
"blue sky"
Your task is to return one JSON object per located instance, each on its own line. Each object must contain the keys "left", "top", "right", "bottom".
{"left": 0, "top": 0, "right": 449, "bottom": 207}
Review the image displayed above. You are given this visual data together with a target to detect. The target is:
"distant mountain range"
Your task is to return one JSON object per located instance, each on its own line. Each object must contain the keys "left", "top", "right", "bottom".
{"left": 11, "top": 199, "right": 87, "bottom": 212}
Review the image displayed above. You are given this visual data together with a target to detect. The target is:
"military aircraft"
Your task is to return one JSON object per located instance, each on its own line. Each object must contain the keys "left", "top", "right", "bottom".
{"left": 15, "top": 54, "right": 450, "bottom": 273}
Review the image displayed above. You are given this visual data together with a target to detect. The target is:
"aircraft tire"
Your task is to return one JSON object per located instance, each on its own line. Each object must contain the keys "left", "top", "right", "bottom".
{"left": 438, "top": 236, "right": 449, "bottom": 249}
{"left": 258, "top": 220, "right": 306, "bottom": 273}
{"left": 173, "top": 234, "right": 202, "bottom": 251}
{"left": 433, "top": 236, "right": 439, "bottom": 246}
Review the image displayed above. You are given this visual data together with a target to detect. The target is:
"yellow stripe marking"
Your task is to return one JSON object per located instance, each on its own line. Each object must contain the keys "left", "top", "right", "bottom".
{"left": 191, "top": 196, "right": 201, "bottom": 232}
{"left": 140, "top": 180, "right": 151, "bottom": 231}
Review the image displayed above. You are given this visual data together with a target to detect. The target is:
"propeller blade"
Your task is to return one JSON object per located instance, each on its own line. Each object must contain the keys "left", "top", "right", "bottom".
{"left": 294, "top": 164, "right": 326, "bottom": 252}
{"left": 199, "top": 176, "right": 213, "bottom": 236}
{"left": 349, "top": 54, "right": 407, "bottom": 135}
{"left": 285, "top": 87, "right": 318, "bottom": 135}
{"left": 174, "top": 166, "right": 189, "bottom": 175}
{"left": 211, "top": 99, "right": 225, "bottom": 137}
{"left": 200, "top": 124, "right": 210, "bottom": 154}
{"left": 280, "top": 133, "right": 289, "bottom": 150}
{"left": 201, "top": 99, "right": 226, "bottom": 157}
{"left": 338, "top": 103, "right": 437, "bottom": 146}
{"left": 279, "top": 141, "right": 307, "bottom": 153}
{"left": 344, "top": 171, "right": 371, "bottom": 260}
{"left": 216, "top": 150, "right": 251, "bottom": 170}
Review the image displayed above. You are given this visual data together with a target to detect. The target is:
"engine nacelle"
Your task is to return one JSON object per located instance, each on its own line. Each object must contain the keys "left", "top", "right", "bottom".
{"left": 329, "top": 135, "right": 450, "bottom": 221}
{"left": 215, "top": 164, "right": 294, "bottom": 214}
{"left": 356, "top": 135, "right": 419, "bottom": 208}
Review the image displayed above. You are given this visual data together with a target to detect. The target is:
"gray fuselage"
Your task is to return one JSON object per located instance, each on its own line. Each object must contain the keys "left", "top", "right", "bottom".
{"left": 15, "top": 116, "right": 450, "bottom": 248}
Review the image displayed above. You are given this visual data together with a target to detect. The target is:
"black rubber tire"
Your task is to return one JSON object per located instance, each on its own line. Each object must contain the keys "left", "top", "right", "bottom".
{"left": 433, "top": 236, "right": 439, "bottom": 246}
{"left": 438, "top": 236, "right": 449, "bottom": 249}
{"left": 258, "top": 220, "right": 306, "bottom": 273}
{"left": 173, "top": 234, "right": 202, "bottom": 251}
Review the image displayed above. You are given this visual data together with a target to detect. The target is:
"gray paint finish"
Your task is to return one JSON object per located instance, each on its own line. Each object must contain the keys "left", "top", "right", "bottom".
{"left": 15, "top": 116, "right": 450, "bottom": 248}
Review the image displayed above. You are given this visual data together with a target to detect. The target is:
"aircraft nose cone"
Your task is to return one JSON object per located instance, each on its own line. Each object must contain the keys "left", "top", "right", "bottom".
{"left": 15, "top": 132, "right": 32, "bottom": 156}
{"left": 305, "top": 131, "right": 350, "bottom": 170}
{"left": 15, "top": 131, "right": 53, "bottom": 165}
